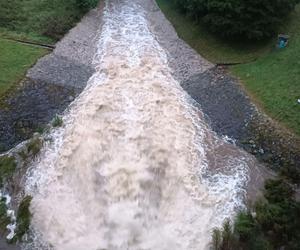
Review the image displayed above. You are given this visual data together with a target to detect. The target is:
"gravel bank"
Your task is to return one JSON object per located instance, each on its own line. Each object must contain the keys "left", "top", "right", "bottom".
{"left": 146, "top": 0, "right": 255, "bottom": 140}
{"left": 27, "top": 7, "right": 102, "bottom": 88}
{"left": 144, "top": 1, "right": 213, "bottom": 82}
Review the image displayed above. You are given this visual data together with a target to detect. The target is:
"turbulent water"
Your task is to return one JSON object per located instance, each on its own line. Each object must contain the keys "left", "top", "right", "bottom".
{"left": 24, "top": 0, "right": 254, "bottom": 249}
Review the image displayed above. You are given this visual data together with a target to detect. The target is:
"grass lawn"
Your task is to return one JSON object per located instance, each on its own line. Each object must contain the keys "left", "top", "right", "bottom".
{"left": 0, "top": 0, "right": 96, "bottom": 98}
{"left": 0, "top": 38, "right": 48, "bottom": 96}
{"left": 0, "top": 27, "right": 54, "bottom": 45}
{"left": 156, "top": 0, "right": 300, "bottom": 136}
{"left": 232, "top": 5, "right": 300, "bottom": 136}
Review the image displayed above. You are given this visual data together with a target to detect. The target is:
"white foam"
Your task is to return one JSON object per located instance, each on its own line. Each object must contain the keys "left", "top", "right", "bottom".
{"left": 6, "top": 222, "right": 16, "bottom": 240}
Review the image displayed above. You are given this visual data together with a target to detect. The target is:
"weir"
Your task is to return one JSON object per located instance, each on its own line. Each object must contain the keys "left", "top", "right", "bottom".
{"left": 24, "top": 0, "right": 255, "bottom": 249}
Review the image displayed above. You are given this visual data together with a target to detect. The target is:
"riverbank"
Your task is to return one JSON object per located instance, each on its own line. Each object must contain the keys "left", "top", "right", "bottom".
{"left": 0, "top": 8, "right": 103, "bottom": 152}
{"left": 0, "top": 0, "right": 100, "bottom": 102}
{"left": 154, "top": 0, "right": 300, "bottom": 174}
{"left": 0, "top": 39, "right": 48, "bottom": 99}
{"left": 0, "top": 4, "right": 104, "bottom": 246}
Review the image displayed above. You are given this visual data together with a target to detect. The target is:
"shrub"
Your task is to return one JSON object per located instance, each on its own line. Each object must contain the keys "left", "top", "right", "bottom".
{"left": 15, "top": 196, "right": 32, "bottom": 241}
{"left": 174, "top": 0, "right": 299, "bottom": 39}
{"left": 27, "top": 138, "right": 43, "bottom": 157}
{"left": 211, "top": 228, "right": 222, "bottom": 250}
{"left": 0, "top": 156, "right": 16, "bottom": 187}
{"left": 52, "top": 115, "right": 63, "bottom": 128}
{"left": 211, "top": 179, "right": 300, "bottom": 249}
{"left": 0, "top": 199, "right": 10, "bottom": 233}
{"left": 211, "top": 220, "right": 237, "bottom": 250}
{"left": 280, "top": 164, "right": 300, "bottom": 184}
{"left": 76, "top": 0, "right": 99, "bottom": 10}
{"left": 0, "top": 0, "right": 99, "bottom": 40}
{"left": 0, "top": 0, "right": 23, "bottom": 29}
{"left": 233, "top": 212, "right": 255, "bottom": 242}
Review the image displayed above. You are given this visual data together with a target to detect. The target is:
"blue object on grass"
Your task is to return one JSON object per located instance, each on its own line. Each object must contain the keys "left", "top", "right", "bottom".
{"left": 278, "top": 34, "right": 289, "bottom": 48}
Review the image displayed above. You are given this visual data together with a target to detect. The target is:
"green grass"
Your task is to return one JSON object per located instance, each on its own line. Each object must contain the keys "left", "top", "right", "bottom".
{"left": 156, "top": 0, "right": 273, "bottom": 64}
{"left": 211, "top": 179, "right": 300, "bottom": 249}
{"left": 0, "top": 0, "right": 98, "bottom": 42}
{"left": 157, "top": 0, "right": 300, "bottom": 136}
{"left": 0, "top": 38, "right": 48, "bottom": 97}
{"left": 232, "top": 5, "right": 300, "bottom": 136}
{"left": 0, "top": 27, "right": 54, "bottom": 45}
{"left": 0, "top": 0, "right": 96, "bottom": 98}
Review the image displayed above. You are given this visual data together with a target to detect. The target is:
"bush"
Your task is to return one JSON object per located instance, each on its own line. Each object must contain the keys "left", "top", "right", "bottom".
{"left": 0, "top": 199, "right": 10, "bottom": 233}
{"left": 27, "top": 138, "right": 43, "bottom": 157}
{"left": 0, "top": 0, "right": 23, "bottom": 29}
{"left": 0, "top": 156, "right": 16, "bottom": 187}
{"left": 0, "top": 0, "right": 99, "bottom": 40}
{"left": 76, "top": 0, "right": 99, "bottom": 10}
{"left": 52, "top": 115, "right": 63, "bottom": 128}
{"left": 174, "top": 0, "right": 299, "bottom": 39}
{"left": 211, "top": 220, "right": 237, "bottom": 250}
{"left": 14, "top": 196, "right": 32, "bottom": 241}
{"left": 211, "top": 179, "right": 300, "bottom": 250}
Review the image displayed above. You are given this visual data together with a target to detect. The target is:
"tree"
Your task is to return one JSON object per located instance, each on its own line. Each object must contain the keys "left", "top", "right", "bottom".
{"left": 174, "top": 0, "right": 299, "bottom": 39}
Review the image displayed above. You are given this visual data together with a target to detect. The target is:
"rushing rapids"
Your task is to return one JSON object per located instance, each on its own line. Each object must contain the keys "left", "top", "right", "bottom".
{"left": 24, "top": 0, "right": 255, "bottom": 249}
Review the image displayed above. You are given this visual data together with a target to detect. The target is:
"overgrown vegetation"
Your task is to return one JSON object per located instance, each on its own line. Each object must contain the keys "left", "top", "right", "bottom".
{"left": 0, "top": 156, "right": 16, "bottom": 187}
{"left": 0, "top": 194, "right": 33, "bottom": 243}
{"left": 211, "top": 179, "right": 300, "bottom": 250}
{"left": 52, "top": 115, "right": 63, "bottom": 128}
{"left": 0, "top": 0, "right": 99, "bottom": 41}
{"left": 14, "top": 196, "right": 32, "bottom": 242}
{"left": 232, "top": 5, "right": 300, "bottom": 136}
{"left": 0, "top": 38, "right": 47, "bottom": 97}
{"left": 173, "top": 0, "right": 299, "bottom": 39}
{"left": 156, "top": 0, "right": 273, "bottom": 63}
{"left": 26, "top": 138, "right": 43, "bottom": 157}
{"left": 0, "top": 198, "right": 10, "bottom": 234}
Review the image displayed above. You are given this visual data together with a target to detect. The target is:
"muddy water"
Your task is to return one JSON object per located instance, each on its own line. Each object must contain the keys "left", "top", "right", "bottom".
{"left": 24, "top": 0, "right": 255, "bottom": 249}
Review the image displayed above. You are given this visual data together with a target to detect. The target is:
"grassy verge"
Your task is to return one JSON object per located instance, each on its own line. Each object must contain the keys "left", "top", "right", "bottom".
{"left": 0, "top": 0, "right": 98, "bottom": 43}
{"left": 0, "top": 28, "right": 54, "bottom": 45}
{"left": 0, "top": 38, "right": 48, "bottom": 97}
{"left": 156, "top": 0, "right": 300, "bottom": 136}
{"left": 0, "top": 0, "right": 98, "bottom": 98}
{"left": 232, "top": 5, "right": 300, "bottom": 136}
